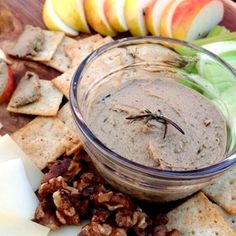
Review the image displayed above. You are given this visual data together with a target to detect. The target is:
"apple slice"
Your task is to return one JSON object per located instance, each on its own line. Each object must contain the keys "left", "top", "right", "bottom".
{"left": 172, "top": 0, "right": 224, "bottom": 41}
{"left": 145, "top": 0, "right": 173, "bottom": 36}
{"left": 160, "top": 0, "right": 184, "bottom": 38}
{"left": 125, "top": 0, "right": 153, "bottom": 36}
{"left": 52, "top": 0, "right": 90, "bottom": 33}
{"left": 0, "top": 62, "right": 14, "bottom": 104}
{"left": 104, "top": 0, "right": 128, "bottom": 32}
{"left": 84, "top": 0, "right": 117, "bottom": 36}
{"left": 43, "top": 0, "right": 79, "bottom": 36}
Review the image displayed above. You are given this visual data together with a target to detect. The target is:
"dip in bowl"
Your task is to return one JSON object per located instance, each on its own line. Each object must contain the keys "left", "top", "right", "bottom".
{"left": 70, "top": 37, "right": 236, "bottom": 202}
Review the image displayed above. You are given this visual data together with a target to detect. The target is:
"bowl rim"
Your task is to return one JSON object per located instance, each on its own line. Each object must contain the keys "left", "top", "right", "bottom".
{"left": 70, "top": 36, "right": 236, "bottom": 181}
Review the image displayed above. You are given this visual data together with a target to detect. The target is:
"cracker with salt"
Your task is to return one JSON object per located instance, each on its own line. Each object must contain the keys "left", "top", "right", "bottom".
{"left": 27, "top": 30, "right": 64, "bottom": 61}
{"left": 7, "top": 80, "right": 63, "bottom": 116}
{"left": 213, "top": 204, "right": 236, "bottom": 232}
{"left": 42, "top": 36, "right": 76, "bottom": 72}
{"left": 166, "top": 192, "right": 236, "bottom": 235}
{"left": 203, "top": 167, "right": 236, "bottom": 214}
{"left": 65, "top": 34, "right": 103, "bottom": 67}
{"left": 11, "top": 116, "right": 82, "bottom": 169}
{"left": 52, "top": 67, "right": 77, "bottom": 99}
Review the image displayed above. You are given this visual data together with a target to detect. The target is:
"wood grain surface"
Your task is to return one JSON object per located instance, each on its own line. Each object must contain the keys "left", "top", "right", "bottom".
{"left": 0, "top": 0, "right": 60, "bottom": 135}
{"left": 0, "top": 0, "right": 236, "bottom": 135}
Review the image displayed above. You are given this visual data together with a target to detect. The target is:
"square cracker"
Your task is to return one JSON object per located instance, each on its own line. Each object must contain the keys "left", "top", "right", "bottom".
{"left": 65, "top": 34, "right": 103, "bottom": 67}
{"left": 11, "top": 116, "right": 82, "bottom": 169}
{"left": 7, "top": 80, "right": 63, "bottom": 116}
{"left": 52, "top": 67, "right": 77, "bottom": 98}
{"left": 58, "top": 102, "right": 78, "bottom": 131}
{"left": 166, "top": 192, "right": 236, "bottom": 235}
{"left": 203, "top": 167, "right": 236, "bottom": 214}
{"left": 57, "top": 102, "right": 82, "bottom": 150}
{"left": 27, "top": 30, "right": 64, "bottom": 61}
{"left": 42, "top": 36, "right": 76, "bottom": 72}
{"left": 92, "top": 36, "right": 114, "bottom": 50}
{"left": 65, "top": 34, "right": 102, "bottom": 59}
{"left": 71, "top": 36, "right": 114, "bottom": 68}
{"left": 213, "top": 204, "right": 236, "bottom": 232}
{"left": 52, "top": 47, "right": 134, "bottom": 99}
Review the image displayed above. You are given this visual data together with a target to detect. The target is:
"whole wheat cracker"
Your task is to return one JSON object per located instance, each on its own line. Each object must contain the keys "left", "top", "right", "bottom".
{"left": 7, "top": 80, "right": 63, "bottom": 116}
{"left": 70, "top": 36, "right": 114, "bottom": 67}
{"left": 42, "top": 36, "right": 76, "bottom": 72}
{"left": 213, "top": 204, "right": 236, "bottom": 232}
{"left": 57, "top": 102, "right": 82, "bottom": 154}
{"left": 11, "top": 116, "right": 82, "bottom": 170}
{"left": 80, "top": 47, "right": 134, "bottom": 87}
{"left": 65, "top": 34, "right": 102, "bottom": 59}
{"left": 65, "top": 34, "right": 103, "bottom": 67}
{"left": 166, "top": 192, "right": 236, "bottom": 235}
{"left": 8, "top": 71, "right": 41, "bottom": 108}
{"left": 203, "top": 167, "right": 236, "bottom": 214}
{"left": 52, "top": 67, "right": 77, "bottom": 99}
{"left": 57, "top": 102, "right": 78, "bottom": 131}
{"left": 27, "top": 30, "right": 64, "bottom": 61}
{"left": 126, "top": 43, "right": 180, "bottom": 64}
{"left": 92, "top": 36, "right": 114, "bottom": 50}
{"left": 9, "top": 26, "right": 64, "bottom": 61}
{"left": 53, "top": 47, "right": 134, "bottom": 99}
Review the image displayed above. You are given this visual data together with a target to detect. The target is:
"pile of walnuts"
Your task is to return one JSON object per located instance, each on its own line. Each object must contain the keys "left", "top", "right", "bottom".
{"left": 34, "top": 150, "right": 180, "bottom": 236}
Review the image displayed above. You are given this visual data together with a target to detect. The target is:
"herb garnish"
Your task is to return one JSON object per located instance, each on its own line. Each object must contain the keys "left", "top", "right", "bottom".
{"left": 126, "top": 109, "right": 185, "bottom": 139}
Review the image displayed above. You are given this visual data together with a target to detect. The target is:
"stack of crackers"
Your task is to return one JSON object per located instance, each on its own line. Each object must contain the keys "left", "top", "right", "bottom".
{"left": 6, "top": 26, "right": 114, "bottom": 170}
{"left": 5, "top": 26, "right": 236, "bottom": 235}
{"left": 166, "top": 173, "right": 236, "bottom": 235}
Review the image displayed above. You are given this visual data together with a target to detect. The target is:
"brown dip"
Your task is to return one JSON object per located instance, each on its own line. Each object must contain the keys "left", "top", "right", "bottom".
{"left": 87, "top": 76, "right": 227, "bottom": 171}
{"left": 10, "top": 25, "right": 44, "bottom": 57}
{"left": 9, "top": 71, "right": 41, "bottom": 107}
{"left": 0, "top": 60, "right": 8, "bottom": 95}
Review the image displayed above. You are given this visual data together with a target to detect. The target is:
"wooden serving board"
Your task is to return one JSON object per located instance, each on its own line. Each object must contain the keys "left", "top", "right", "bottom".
{"left": 0, "top": 0, "right": 58, "bottom": 135}
{"left": 0, "top": 0, "right": 236, "bottom": 136}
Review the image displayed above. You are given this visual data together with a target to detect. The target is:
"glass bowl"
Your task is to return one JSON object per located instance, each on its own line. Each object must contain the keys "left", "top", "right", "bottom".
{"left": 70, "top": 37, "right": 236, "bottom": 202}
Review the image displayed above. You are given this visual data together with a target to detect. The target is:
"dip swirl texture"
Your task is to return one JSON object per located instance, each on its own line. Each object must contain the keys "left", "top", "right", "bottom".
{"left": 87, "top": 76, "right": 227, "bottom": 171}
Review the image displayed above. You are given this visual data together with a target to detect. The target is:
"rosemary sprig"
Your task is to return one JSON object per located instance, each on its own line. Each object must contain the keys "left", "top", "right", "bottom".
{"left": 126, "top": 109, "right": 185, "bottom": 139}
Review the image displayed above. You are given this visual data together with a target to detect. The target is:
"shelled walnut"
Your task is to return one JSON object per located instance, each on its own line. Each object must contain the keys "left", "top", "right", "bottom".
{"left": 34, "top": 150, "right": 180, "bottom": 235}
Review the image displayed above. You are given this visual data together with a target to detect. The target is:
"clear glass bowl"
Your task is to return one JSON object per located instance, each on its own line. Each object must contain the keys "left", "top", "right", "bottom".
{"left": 70, "top": 37, "right": 236, "bottom": 202}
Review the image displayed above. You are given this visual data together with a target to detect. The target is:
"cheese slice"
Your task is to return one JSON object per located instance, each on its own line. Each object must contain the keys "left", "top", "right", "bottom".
{"left": 0, "top": 210, "right": 50, "bottom": 236}
{"left": 0, "top": 134, "right": 43, "bottom": 190}
{"left": 0, "top": 158, "right": 39, "bottom": 219}
{"left": 48, "top": 225, "right": 84, "bottom": 236}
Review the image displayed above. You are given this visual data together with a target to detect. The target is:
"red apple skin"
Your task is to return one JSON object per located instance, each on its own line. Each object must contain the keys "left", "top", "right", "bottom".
{"left": 160, "top": 0, "right": 178, "bottom": 37}
{"left": 0, "top": 67, "right": 14, "bottom": 104}
{"left": 172, "top": 0, "right": 212, "bottom": 40}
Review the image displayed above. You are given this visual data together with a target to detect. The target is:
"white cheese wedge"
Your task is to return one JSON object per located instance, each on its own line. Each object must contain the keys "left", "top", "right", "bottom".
{"left": 0, "top": 210, "right": 50, "bottom": 236}
{"left": 0, "top": 158, "right": 39, "bottom": 219}
{"left": 0, "top": 134, "right": 43, "bottom": 190}
{"left": 48, "top": 225, "right": 84, "bottom": 236}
